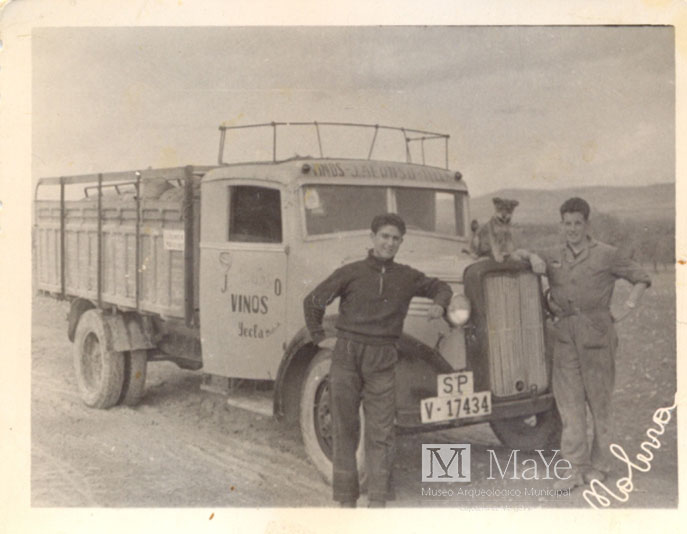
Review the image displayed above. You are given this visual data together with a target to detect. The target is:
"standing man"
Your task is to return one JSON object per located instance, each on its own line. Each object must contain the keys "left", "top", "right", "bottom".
{"left": 520, "top": 198, "right": 650, "bottom": 489}
{"left": 303, "top": 213, "right": 452, "bottom": 508}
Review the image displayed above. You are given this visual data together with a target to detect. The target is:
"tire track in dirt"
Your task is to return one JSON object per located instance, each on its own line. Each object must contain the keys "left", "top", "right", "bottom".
{"left": 32, "top": 444, "right": 98, "bottom": 506}
{"left": 174, "top": 427, "right": 327, "bottom": 499}
{"left": 130, "top": 400, "right": 330, "bottom": 505}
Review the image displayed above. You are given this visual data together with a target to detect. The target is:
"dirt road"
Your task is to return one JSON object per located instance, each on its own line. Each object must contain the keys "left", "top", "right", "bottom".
{"left": 31, "top": 270, "right": 677, "bottom": 508}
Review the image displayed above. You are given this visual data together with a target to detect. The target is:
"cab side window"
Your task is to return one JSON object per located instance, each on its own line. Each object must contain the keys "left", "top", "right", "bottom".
{"left": 228, "top": 186, "right": 282, "bottom": 243}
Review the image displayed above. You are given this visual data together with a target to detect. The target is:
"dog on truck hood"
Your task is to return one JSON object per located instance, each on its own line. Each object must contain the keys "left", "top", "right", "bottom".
{"left": 469, "top": 197, "right": 519, "bottom": 263}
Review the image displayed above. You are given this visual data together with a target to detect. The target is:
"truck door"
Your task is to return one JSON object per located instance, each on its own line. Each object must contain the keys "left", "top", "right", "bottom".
{"left": 200, "top": 181, "right": 287, "bottom": 380}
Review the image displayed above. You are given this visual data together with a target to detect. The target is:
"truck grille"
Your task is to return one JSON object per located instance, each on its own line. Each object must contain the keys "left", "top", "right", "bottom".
{"left": 483, "top": 272, "right": 548, "bottom": 397}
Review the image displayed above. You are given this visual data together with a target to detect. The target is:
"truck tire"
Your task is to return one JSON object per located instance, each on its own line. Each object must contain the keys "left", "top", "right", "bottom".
{"left": 489, "top": 407, "right": 562, "bottom": 451}
{"left": 118, "top": 350, "right": 148, "bottom": 406}
{"left": 299, "top": 348, "right": 366, "bottom": 487}
{"left": 73, "top": 309, "right": 125, "bottom": 409}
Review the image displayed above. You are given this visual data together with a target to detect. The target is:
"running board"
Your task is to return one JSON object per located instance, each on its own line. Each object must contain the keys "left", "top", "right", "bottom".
{"left": 200, "top": 373, "right": 274, "bottom": 417}
{"left": 225, "top": 396, "right": 273, "bottom": 417}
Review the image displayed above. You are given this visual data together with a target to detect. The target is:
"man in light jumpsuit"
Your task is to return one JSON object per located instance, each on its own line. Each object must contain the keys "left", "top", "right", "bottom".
{"left": 520, "top": 197, "right": 650, "bottom": 489}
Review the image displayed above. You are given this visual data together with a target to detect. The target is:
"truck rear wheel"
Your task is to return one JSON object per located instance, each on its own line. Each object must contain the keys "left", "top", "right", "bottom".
{"left": 299, "top": 348, "right": 366, "bottom": 487}
{"left": 73, "top": 309, "right": 125, "bottom": 409}
{"left": 489, "top": 407, "right": 562, "bottom": 451}
{"left": 118, "top": 350, "right": 148, "bottom": 406}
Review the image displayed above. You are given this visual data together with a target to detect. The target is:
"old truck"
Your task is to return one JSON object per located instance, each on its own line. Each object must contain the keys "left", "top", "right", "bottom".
{"left": 34, "top": 122, "right": 560, "bottom": 483}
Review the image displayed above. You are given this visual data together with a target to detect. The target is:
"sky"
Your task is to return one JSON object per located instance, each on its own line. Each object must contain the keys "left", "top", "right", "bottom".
{"left": 32, "top": 26, "right": 674, "bottom": 197}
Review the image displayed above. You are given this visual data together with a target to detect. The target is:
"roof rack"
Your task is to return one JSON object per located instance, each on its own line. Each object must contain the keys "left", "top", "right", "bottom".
{"left": 217, "top": 121, "right": 450, "bottom": 169}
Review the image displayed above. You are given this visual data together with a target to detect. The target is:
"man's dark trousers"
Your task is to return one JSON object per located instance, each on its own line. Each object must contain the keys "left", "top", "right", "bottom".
{"left": 329, "top": 336, "right": 397, "bottom": 503}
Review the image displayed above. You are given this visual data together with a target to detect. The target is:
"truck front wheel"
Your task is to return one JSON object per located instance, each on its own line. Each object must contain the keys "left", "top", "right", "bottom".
{"left": 73, "top": 309, "right": 125, "bottom": 409}
{"left": 489, "top": 407, "right": 562, "bottom": 451}
{"left": 299, "top": 348, "right": 365, "bottom": 487}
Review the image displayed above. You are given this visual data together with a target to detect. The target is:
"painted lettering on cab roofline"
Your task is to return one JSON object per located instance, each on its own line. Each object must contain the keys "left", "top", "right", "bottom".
{"left": 311, "top": 163, "right": 345, "bottom": 177}
{"left": 230, "top": 293, "right": 269, "bottom": 314}
{"left": 310, "top": 162, "right": 452, "bottom": 183}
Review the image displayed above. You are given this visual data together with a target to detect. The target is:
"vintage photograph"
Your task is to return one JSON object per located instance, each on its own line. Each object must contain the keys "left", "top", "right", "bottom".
{"left": 30, "top": 26, "right": 676, "bottom": 509}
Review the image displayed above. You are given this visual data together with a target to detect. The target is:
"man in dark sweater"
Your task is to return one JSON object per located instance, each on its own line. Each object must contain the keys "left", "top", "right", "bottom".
{"left": 303, "top": 213, "right": 452, "bottom": 508}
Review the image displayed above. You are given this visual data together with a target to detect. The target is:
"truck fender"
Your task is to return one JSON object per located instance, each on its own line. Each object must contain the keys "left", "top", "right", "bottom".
{"left": 72, "top": 307, "right": 156, "bottom": 354}
{"left": 273, "top": 316, "right": 339, "bottom": 422}
{"left": 69, "top": 297, "right": 157, "bottom": 352}
{"left": 67, "top": 299, "right": 95, "bottom": 342}
{"left": 393, "top": 334, "right": 454, "bottom": 426}
{"left": 273, "top": 317, "right": 453, "bottom": 423}
{"left": 102, "top": 312, "right": 157, "bottom": 353}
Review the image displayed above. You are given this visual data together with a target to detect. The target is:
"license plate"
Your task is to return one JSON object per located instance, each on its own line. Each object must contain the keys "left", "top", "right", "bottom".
{"left": 437, "top": 371, "right": 474, "bottom": 396}
{"left": 420, "top": 391, "right": 492, "bottom": 423}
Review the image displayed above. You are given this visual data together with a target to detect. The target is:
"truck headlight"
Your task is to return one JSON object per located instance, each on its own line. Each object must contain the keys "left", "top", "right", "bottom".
{"left": 447, "top": 294, "right": 471, "bottom": 326}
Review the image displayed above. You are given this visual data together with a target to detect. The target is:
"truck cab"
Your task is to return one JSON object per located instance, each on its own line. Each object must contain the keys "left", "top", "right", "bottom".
{"left": 34, "top": 122, "right": 559, "bottom": 485}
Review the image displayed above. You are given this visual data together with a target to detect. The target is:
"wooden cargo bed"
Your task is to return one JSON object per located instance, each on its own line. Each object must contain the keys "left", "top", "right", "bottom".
{"left": 34, "top": 166, "right": 209, "bottom": 325}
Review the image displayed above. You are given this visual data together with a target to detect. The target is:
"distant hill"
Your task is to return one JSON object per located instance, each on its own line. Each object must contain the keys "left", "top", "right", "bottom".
{"left": 469, "top": 183, "right": 674, "bottom": 225}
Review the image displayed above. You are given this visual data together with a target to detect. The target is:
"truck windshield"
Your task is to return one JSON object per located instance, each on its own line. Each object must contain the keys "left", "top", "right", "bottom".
{"left": 302, "top": 185, "right": 466, "bottom": 237}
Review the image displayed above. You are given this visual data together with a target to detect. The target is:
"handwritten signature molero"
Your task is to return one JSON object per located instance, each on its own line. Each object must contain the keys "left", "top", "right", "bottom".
{"left": 582, "top": 397, "right": 677, "bottom": 509}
